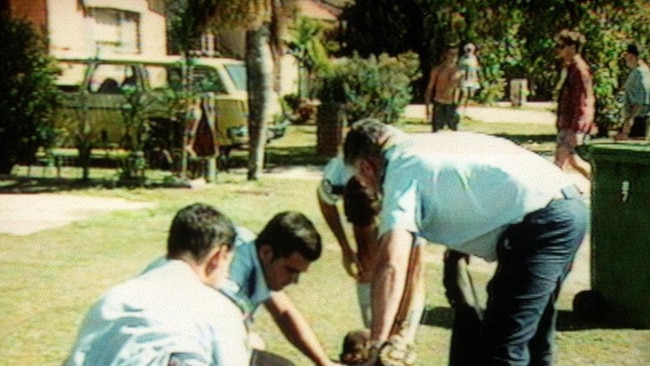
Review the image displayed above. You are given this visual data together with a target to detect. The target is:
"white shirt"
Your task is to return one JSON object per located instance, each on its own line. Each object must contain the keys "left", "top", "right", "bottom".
{"left": 380, "top": 131, "right": 574, "bottom": 261}
{"left": 65, "top": 260, "right": 251, "bottom": 366}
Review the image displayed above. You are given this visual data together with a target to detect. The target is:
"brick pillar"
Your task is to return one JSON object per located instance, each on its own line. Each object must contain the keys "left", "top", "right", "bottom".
{"left": 316, "top": 102, "right": 343, "bottom": 157}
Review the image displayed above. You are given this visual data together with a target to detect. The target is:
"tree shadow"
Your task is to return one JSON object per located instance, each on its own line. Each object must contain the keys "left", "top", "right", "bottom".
{"left": 556, "top": 309, "right": 644, "bottom": 332}
{"left": 0, "top": 176, "right": 112, "bottom": 193}
{"left": 419, "top": 306, "right": 454, "bottom": 329}
{"left": 418, "top": 306, "right": 642, "bottom": 331}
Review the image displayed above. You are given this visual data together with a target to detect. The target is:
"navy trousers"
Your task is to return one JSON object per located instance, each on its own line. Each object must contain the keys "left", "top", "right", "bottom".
{"left": 479, "top": 187, "right": 588, "bottom": 365}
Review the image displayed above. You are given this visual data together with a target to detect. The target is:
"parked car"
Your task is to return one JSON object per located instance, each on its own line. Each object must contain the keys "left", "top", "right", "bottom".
{"left": 184, "top": 57, "right": 287, "bottom": 147}
{"left": 52, "top": 55, "right": 286, "bottom": 163}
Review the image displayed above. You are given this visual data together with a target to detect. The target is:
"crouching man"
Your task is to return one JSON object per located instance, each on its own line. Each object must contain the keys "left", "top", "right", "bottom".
{"left": 65, "top": 203, "right": 249, "bottom": 365}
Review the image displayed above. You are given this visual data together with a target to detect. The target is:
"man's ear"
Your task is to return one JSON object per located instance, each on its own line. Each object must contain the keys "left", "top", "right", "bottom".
{"left": 357, "top": 159, "right": 373, "bottom": 175}
{"left": 258, "top": 244, "right": 274, "bottom": 263}
{"left": 205, "top": 244, "right": 228, "bottom": 275}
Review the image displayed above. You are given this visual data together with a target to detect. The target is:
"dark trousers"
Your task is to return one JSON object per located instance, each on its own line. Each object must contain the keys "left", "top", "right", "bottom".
{"left": 630, "top": 116, "right": 648, "bottom": 138}
{"left": 479, "top": 187, "right": 588, "bottom": 365}
{"left": 250, "top": 350, "right": 295, "bottom": 366}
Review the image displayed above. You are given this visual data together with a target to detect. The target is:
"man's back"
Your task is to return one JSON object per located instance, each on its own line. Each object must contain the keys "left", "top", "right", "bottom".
{"left": 65, "top": 260, "right": 250, "bottom": 366}
{"left": 380, "top": 132, "right": 575, "bottom": 259}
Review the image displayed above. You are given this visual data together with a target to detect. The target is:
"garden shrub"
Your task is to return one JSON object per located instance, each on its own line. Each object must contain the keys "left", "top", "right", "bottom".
{"left": 0, "top": 15, "right": 60, "bottom": 174}
{"left": 315, "top": 51, "right": 421, "bottom": 125}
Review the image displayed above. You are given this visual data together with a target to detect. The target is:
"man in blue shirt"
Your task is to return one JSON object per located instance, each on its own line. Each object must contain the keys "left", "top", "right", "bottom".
{"left": 343, "top": 119, "right": 588, "bottom": 366}
{"left": 221, "top": 211, "right": 343, "bottom": 366}
{"left": 619, "top": 42, "right": 650, "bottom": 140}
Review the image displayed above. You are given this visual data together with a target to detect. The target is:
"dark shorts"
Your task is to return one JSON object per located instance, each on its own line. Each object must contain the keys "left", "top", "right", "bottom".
{"left": 630, "top": 116, "right": 648, "bottom": 138}
{"left": 343, "top": 177, "right": 379, "bottom": 227}
{"left": 432, "top": 102, "right": 460, "bottom": 132}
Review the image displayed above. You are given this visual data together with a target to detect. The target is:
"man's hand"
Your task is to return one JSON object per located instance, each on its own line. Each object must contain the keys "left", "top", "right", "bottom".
{"left": 342, "top": 248, "right": 364, "bottom": 280}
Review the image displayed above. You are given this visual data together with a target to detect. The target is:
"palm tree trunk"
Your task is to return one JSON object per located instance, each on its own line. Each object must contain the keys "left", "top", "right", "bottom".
{"left": 246, "top": 23, "right": 274, "bottom": 180}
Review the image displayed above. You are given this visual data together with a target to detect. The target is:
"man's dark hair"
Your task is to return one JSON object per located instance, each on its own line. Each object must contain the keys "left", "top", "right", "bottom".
{"left": 626, "top": 43, "right": 641, "bottom": 57}
{"left": 167, "top": 203, "right": 235, "bottom": 261}
{"left": 255, "top": 211, "right": 322, "bottom": 261}
{"left": 343, "top": 118, "right": 389, "bottom": 166}
{"left": 555, "top": 29, "right": 586, "bottom": 53}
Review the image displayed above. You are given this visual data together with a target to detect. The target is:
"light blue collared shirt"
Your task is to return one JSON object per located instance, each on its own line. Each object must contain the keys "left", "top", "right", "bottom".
{"left": 220, "top": 226, "right": 271, "bottom": 321}
{"left": 379, "top": 131, "right": 574, "bottom": 261}
{"left": 65, "top": 260, "right": 250, "bottom": 366}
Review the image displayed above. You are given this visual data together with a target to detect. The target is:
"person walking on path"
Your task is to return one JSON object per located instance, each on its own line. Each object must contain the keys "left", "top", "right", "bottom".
{"left": 553, "top": 29, "right": 595, "bottom": 180}
{"left": 459, "top": 42, "right": 482, "bottom": 118}
{"left": 617, "top": 42, "right": 650, "bottom": 140}
{"left": 425, "top": 44, "right": 462, "bottom": 132}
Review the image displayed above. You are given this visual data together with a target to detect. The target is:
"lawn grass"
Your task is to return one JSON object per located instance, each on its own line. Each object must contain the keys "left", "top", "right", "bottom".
{"left": 2, "top": 116, "right": 649, "bottom": 365}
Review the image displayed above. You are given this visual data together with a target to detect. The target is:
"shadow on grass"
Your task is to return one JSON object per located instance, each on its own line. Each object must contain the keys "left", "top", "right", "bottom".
{"left": 1, "top": 145, "right": 330, "bottom": 193}
{"left": 494, "top": 133, "right": 557, "bottom": 155}
{"left": 0, "top": 176, "right": 115, "bottom": 193}
{"left": 225, "top": 145, "right": 329, "bottom": 170}
{"left": 0, "top": 173, "right": 193, "bottom": 193}
{"left": 418, "top": 306, "right": 640, "bottom": 331}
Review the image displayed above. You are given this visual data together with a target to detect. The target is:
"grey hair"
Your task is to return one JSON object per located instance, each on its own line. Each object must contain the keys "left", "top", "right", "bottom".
{"left": 343, "top": 118, "right": 389, "bottom": 166}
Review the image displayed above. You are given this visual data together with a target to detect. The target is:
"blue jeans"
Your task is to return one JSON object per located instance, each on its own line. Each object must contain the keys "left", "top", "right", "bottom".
{"left": 479, "top": 186, "right": 588, "bottom": 365}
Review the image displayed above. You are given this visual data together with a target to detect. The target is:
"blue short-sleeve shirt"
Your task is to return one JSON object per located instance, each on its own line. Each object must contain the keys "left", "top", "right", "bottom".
{"left": 220, "top": 226, "right": 271, "bottom": 321}
{"left": 379, "top": 132, "right": 574, "bottom": 261}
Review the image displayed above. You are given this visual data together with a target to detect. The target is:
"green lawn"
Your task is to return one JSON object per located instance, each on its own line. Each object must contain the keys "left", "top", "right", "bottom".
{"left": 1, "top": 117, "right": 649, "bottom": 365}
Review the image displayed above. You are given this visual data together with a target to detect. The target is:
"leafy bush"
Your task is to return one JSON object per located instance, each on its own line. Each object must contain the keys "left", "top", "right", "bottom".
{"left": 315, "top": 52, "right": 421, "bottom": 125}
{"left": 0, "top": 16, "right": 60, "bottom": 174}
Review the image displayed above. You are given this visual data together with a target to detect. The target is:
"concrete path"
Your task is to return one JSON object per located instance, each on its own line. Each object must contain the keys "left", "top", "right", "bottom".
{"left": 403, "top": 102, "right": 556, "bottom": 124}
{"left": 0, "top": 194, "right": 155, "bottom": 236}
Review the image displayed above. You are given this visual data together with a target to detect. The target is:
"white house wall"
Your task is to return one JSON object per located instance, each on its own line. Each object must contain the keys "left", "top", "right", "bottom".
{"left": 46, "top": 0, "right": 166, "bottom": 58}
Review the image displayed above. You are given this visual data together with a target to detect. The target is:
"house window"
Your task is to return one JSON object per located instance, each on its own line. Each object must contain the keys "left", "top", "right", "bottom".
{"left": 88, "top": 7, "right": 140, "bottom": 54}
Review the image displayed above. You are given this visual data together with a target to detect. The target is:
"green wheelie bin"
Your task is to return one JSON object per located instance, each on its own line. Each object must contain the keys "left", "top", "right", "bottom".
{"left": 574, "top": 142, "right": 650, "bottom": 328}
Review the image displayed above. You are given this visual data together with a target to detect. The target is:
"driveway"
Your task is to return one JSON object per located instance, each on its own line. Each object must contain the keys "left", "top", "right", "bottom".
{"left": 0, "top": 194, "right": 155, "bottom": 236}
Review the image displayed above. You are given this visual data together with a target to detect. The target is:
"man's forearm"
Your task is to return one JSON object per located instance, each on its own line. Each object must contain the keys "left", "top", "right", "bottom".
{"left": 369, "top": 230, "right": 412, "bottom": 344}
{"left": 267, "top": 292, "right": 333, "bottom": 365}
{"left": 318, "top": 193, "right": 352, "bottom": 252}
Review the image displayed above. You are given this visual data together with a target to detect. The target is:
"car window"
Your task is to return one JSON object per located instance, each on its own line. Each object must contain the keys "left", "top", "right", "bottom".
{"left": 88, "top": 63, "right": 137, "bottom": 94}
{"left": 56, "top": 62, "right": 86, "bottom": 92}
{"left": 191, "top": 65, "right": 227, "bottom": 94}
{"left": 224, "top": 63, "right": 247, "bottom": 92}
{"left": 145, "top": 65, "right": 172, "bottom": 90}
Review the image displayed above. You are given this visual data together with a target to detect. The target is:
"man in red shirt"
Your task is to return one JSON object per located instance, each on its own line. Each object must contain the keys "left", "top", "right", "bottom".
{"left": 554, "top": 29, "right": 595, "bottom": 180}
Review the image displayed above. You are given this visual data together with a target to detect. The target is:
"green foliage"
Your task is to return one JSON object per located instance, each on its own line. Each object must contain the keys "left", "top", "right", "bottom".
{"left": 339, "top": 0, "right": 650, "bottom": 133}
{"left": 285, "top": 17, "right": 332, "bottom": 98}
{"left": 315, "top": 52, "right": 421, "bottom": 125}
{"left": 0, "top": 15, "right": 60, "bottom": 174}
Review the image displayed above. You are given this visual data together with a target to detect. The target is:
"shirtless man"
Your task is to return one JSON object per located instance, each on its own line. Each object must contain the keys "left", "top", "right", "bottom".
{"left": 425, "top": 44, "right": 462, "bottom": 132}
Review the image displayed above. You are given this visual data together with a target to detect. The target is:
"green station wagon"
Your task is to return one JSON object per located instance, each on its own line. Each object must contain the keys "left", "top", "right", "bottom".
{"left": 53, "top": 55, "right": 285, "bottom": 158}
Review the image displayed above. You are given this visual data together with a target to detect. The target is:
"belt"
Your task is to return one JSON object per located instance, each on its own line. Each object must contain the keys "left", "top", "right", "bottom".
{"left": 551, "top": 185, "right": 583, "bottom": 201}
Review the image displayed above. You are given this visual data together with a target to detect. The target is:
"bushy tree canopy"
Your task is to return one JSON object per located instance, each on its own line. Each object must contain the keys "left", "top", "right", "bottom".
{"left": 0, "top": 16, "right": 59, "bottom": 174}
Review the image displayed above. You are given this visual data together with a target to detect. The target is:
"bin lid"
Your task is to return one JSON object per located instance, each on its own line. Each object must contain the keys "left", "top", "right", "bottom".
{"left": 578, "top": 141, "right": 650, "bottom": 164}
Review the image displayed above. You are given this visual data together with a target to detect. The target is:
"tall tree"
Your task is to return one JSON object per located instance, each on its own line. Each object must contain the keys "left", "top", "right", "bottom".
{"left": 0, "top": 15, "right": 59, "bottom": 174}
{"left": 167, "top": 0, "right": 295, "bottom": 180}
